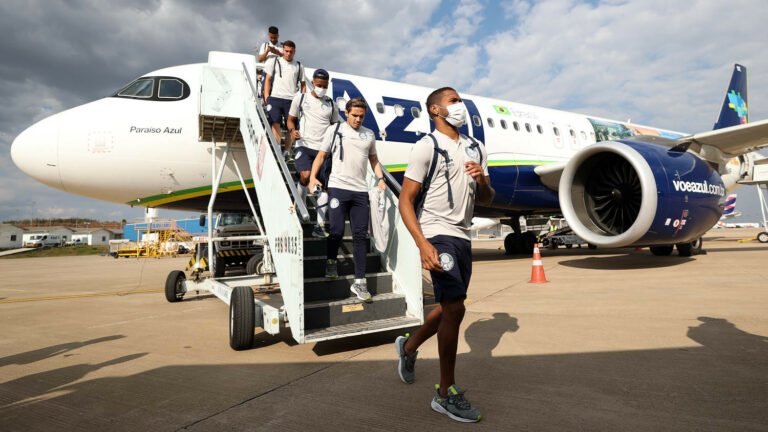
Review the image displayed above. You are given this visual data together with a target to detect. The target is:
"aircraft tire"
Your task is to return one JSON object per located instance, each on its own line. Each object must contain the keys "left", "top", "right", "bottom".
{"left": 504, "top": 233, "right": 520, "bottom": 255}
{"left": 587, "top": 244, "right": 597, "bottom": 250}
{"left": 676, "top": 242, "right": 693, "bottom": 257}
{"left": 520, "top": 232, "right": 536, "bottom": 254}
{"left": 649, "top": 245, "right": 674, "bottom": 256}
{"left": 757, "top": 232, "right": 768, "bottom": 243}
{"left": 165, "top": 270, "right": 185, "bottom": 303}
{"left": 229, "top": 286, "right": 255, "bottom": 351}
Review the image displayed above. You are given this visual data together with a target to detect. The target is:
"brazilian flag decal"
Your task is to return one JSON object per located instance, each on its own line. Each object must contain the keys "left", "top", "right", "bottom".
{"left": 494, "top": 105, "right": 511, "bottom": 115}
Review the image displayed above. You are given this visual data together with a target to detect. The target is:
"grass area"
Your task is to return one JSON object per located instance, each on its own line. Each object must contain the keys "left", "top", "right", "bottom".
{"left": 0, "top": 245, "right": 110, "bottom": 259}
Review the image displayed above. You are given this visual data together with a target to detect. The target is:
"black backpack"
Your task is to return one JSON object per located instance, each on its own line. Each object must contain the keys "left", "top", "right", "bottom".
{"left": 317, "top": 122, "right": 343, "bottom": 190}
{"left": 413, "top": 133, "right": 483, "bottom": 217}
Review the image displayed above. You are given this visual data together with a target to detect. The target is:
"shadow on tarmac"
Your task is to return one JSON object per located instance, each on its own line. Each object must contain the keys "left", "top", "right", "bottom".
{"left": 0, "top": 317, "right": 766, "bottom": 431}
{"left": 559, "top": 254, "right": 694, "bottom": 270}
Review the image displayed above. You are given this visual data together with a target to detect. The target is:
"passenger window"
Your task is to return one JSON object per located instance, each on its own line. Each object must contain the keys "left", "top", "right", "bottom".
{"left": 569, "top": 129, "right": 575, "bottom": 137}
{"left": 553, "top": 127, "right": 560, "bottom": 136}
{"left": 537, "top": 124, "right": 543, "bottom": 134}
{"left": 118, "top": 78, "right": 154, "bottom": 98}
{"left": 394, "top": 104, "right": 404, "bottom": 117}
{"left": 336, "top": 97, "right": 347, "bottom": 108}
{"left": 500, "top": 119, "right": 507, "bottom": 129}
{"left": 159, "top": 79, "right": 183, "bottom": 99}
{"left": 580, "top": 131, "right": 587, "bottom": 140}
{"left": 473, "top": 115, "right": 482, "bottom": 127}
{"left": 376, "top": 102, "right": 385, "bottom": 114}
{"left": 411, "top": 107, "right": 421, "bottom": 118}
{"left": 487, "top": 118, "right": 495, "bottom": 128}
{"left": 513, "top": 121, "right": 520, "bottom": 131}
{"left": 525, "top": 123, "right": 531, "bottom": 133}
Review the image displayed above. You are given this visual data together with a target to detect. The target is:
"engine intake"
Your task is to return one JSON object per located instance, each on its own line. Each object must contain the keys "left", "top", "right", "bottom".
{"left": 559, "top": 140, "right": 724, "bottom": 248}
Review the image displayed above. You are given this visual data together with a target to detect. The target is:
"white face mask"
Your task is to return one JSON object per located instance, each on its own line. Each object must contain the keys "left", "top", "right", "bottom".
{"left": 314, "top": 86, "right": 327, "bottom": 98}
{"left": 438, "top": 102, "right": 467, "bottom": 128}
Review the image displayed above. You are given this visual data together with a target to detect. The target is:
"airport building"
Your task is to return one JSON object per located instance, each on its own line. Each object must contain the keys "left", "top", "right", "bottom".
{"left": 0, "top": 224, "right": 26, "bottom": 249}
{"left": 71, "top": 228, "right": 119, "bottom": 245}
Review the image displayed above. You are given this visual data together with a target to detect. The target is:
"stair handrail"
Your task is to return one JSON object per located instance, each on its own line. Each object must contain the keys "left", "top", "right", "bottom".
{"left": 242, "top": 62, "right": 310, "bottom": 222}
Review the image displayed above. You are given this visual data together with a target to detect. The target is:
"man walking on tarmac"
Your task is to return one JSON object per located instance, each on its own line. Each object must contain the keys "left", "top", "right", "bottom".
{"left": 287, "top": 68, "right": 339, "bottom": 237}
{"left": 395, "top": 87, "right": 494, "bottom": 423}
{"left": 263, "top": 40, "right": 306, "bottom": 158}
{"left": 308, "top": 98, "right": 386, "bottom": 301}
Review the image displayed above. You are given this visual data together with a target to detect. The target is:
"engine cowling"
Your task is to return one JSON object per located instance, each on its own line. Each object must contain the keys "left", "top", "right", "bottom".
{"left": 559, "top": 140, "right": 725, "bottom": 248}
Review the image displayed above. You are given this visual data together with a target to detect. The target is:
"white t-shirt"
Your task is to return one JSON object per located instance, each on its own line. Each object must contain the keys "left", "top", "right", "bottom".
{"left": 265, "top": 57, "right": 304, "bottom": 100}
{"left": 289, "top": 92, "right": 340, "bottom": 151}
{"left": 320, "top": 122, "right": 377, "bottom": 193}
{"left": 257, "top": 41, "right": 281, "bottom": 62}
{"left": 404, "top": 130, "right": 489, "bottom": 240}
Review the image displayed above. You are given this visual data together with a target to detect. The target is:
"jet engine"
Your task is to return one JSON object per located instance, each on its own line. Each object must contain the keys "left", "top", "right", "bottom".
{"left": 559, "top": 140, "right": 725, "bottom": 248}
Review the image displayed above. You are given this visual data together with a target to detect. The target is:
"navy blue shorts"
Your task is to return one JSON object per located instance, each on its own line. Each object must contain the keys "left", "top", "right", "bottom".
{"left": 267, "top": 96, "right": 292, "bottom": 125}
{"left": 294, "top": 147, "right": 318, "bottom": 173}
{"left": 428, "top": 235, "right": 472, "bottom": 303}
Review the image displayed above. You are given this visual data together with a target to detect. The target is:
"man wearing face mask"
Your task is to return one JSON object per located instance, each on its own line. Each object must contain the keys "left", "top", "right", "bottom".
{"left": 287, "top": 69, "right": 339, "bottom": 237}
{"left": 394, "top": 87, "right": 494, "bottom": 423}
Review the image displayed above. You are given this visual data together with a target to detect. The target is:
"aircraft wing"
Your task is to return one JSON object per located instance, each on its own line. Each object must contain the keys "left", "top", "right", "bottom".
{"left": 676, "top": 118, "right": 768, "bottom": 156}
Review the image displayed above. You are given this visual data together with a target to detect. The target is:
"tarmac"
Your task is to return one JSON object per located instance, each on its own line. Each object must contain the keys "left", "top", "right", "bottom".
{"left": 0, "top": 228, "right": 766, "bottom": 431}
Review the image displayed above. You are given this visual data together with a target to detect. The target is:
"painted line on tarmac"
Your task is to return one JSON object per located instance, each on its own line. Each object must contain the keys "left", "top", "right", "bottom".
{"left": 0, "top": 289, "right": 162, "bottom": 304}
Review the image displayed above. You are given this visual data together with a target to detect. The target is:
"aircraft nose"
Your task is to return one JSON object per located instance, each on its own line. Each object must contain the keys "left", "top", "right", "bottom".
{"left": 11, "top": 116, "right": 63, "bottom": 190}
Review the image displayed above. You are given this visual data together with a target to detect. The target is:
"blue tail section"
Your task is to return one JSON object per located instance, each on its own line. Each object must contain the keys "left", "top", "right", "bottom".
{"left": 713, "top": 64, "right": 748, "bottom": 130}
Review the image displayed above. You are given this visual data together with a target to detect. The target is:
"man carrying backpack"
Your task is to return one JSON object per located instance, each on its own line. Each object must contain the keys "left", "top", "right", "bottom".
{"left": 308, "top": 98, "right": 386, "bottom": 301}
{"left": 263, "top": 40, "right": 306, "bottom": 157}
{"left": 287, "top": 68, "right": 339, "bottom": 237}
{"left": 394, "top": 87, "right": 494, "bottom": 423}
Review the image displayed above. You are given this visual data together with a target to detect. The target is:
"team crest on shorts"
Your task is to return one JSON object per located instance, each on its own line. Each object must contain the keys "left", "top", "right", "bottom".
{"left": 438, "top": 253, "right": 455, "bottom": 272}
{"left": 465, "top": 145, "right": 480, "bottom": 162}
{"left": 295, "top": 151, "right": 303, "bottom": 160}
{"left": 330, "top": 198, "right": 340, "bottom": 209}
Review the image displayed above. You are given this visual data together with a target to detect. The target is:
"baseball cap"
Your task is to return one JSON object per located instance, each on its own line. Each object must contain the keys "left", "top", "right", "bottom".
{"left": 313, "top": 69, "right": 330, "bottom": 80}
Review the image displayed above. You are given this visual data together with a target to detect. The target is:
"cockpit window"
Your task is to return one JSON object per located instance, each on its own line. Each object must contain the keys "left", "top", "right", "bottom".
{"left": 113, "top": 76, "right": 190, "bottom": 101}
{"left": 159, "top": 79, "right": 183, "bottom": 99}
{"left": 118, "top": 78, "right": 154, "bottom": 98}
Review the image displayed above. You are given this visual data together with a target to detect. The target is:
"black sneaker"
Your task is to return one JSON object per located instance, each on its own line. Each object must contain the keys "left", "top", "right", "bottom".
{"left": 431, "top": 384, "right": 482, "bottom": 423}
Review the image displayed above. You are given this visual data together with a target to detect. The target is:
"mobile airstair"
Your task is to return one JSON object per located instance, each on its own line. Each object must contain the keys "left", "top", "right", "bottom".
{"left": 164, "top": 52, "right": 423, "bottom": 350}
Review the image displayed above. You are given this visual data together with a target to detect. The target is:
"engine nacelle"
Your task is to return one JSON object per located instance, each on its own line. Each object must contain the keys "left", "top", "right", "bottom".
{"left": 559, "top": 140, "right": 725, "bottom": 248}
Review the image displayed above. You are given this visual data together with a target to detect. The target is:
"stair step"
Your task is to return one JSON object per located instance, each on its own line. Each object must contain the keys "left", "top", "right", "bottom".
{"left": 303, "top": 236, "right": 357, "bottom": 256}
{"left": 304, "top": 316, "right": 421, "bottom": 342}
{"left": 304, "top": 292, "right": 407, "bottom": 330}
{"left": 304, "top": 272, "right": 393, "bottom": 302}
{"left": 303, "top": 253, "right": 381, "bottom": 278}
{"left": 302, "top": 221, "right": 354, "bottom": 237}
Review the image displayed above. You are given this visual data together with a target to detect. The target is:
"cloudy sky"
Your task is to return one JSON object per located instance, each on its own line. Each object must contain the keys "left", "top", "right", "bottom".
{"left": 1, "top": 0, "right": 767, "bottom": 223}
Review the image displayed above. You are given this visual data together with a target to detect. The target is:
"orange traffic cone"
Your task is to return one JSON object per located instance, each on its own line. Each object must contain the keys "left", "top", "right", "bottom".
{"left": 529, "top": 243, "right": 549, "bottom": 283}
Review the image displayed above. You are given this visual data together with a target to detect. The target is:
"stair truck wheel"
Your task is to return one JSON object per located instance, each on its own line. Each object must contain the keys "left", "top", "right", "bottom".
{"left": 229, "top": 286, "right": 255, "bottom": 350}
{"left": 757, "top": 232, "right": 768, "bottom": 243}
{"left": 649, "top": 245, "right": 674, "bottom": 256}
{"left": 214, "top": 255, "right": 226, "bottom": 278}
{"left": 165, "top": 270, "right": 185, "bottom": 303}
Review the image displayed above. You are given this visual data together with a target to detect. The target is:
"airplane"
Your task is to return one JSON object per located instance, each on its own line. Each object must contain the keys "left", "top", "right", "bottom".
{"left": 10, "top": 52, "right": 768, "bottom": 257}
{"left": 720, "top": 194, "right": 742, "bottom": 219}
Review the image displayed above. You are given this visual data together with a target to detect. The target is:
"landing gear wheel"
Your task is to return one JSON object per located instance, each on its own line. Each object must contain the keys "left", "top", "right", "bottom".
{"left": 229, "top": 286, "right": 255, "bottom": 351}
{"left": 246, "top": 250, "right": 265, "bottom": 275}
{"left": 165, "top": 270, "right": 185, "bottom": 303}
{"left": 690, "top": 237, "right": 704, "bottom": 254}
{"left": 520, "top": 232, "right": 536, "bottom": 255}
{"left": 587, "top": 244, "right": 597, "bottom": 250}
{"left": 649, "top": 245, "right": 674, "bottom": 256}
{"left": 565, "top": 244, "right": 573, "bottom": 249}
{"left": 757, "top": 232, "right": 768, "bottom": 243}
{"left": 676, "top": 242, "right": 693, "bottom": 257}
{"left": 504, "top": 233, "right": 520, "bottom": 255}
